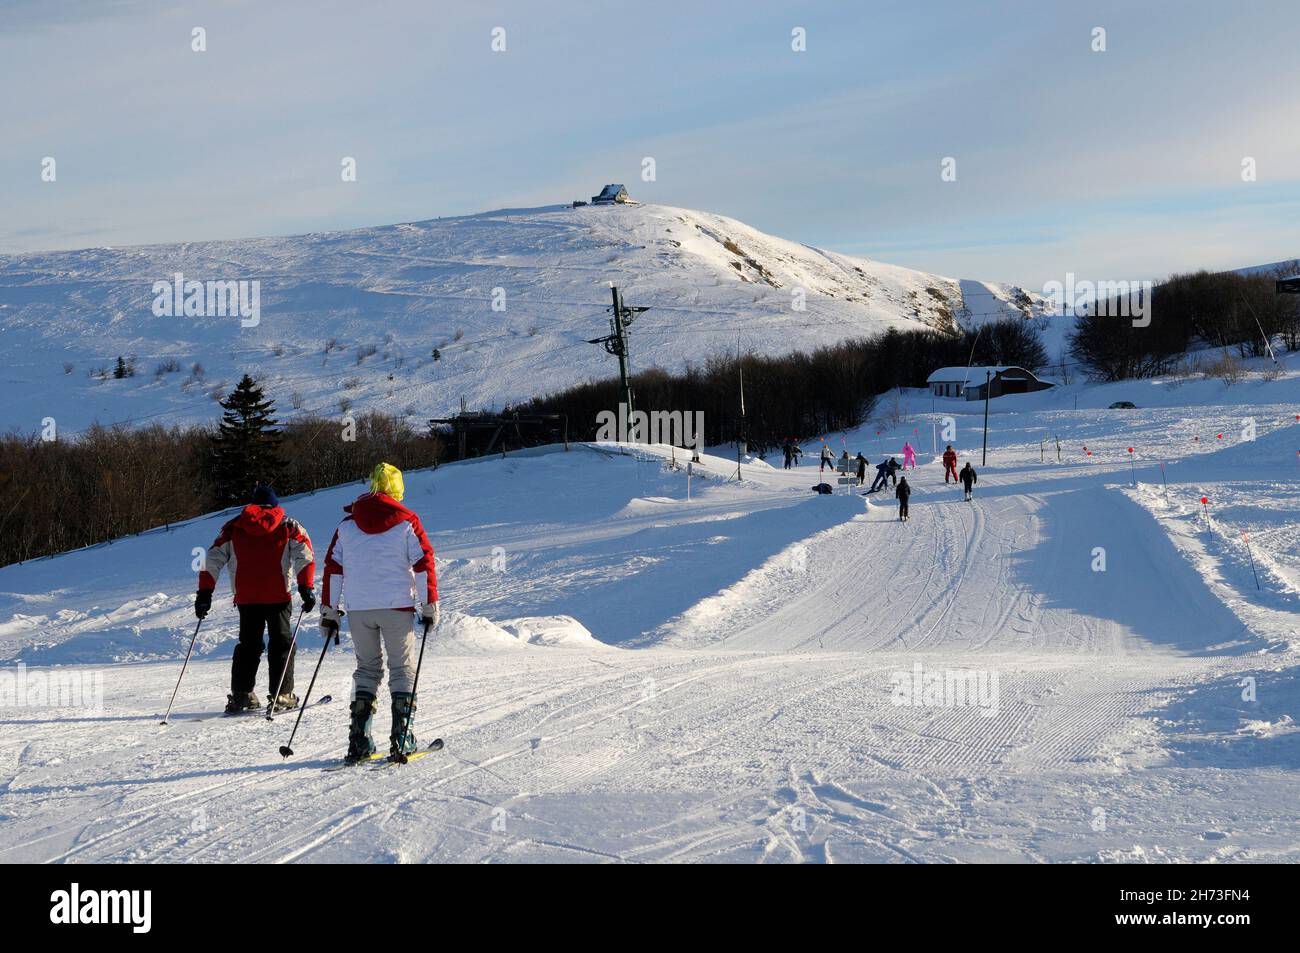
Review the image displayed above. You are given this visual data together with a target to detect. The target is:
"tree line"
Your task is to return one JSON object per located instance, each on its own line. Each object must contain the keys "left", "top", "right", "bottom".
{"left": 512, "top": 317, "right": 1047, "bottom": 455}
{"left": 1069, "top": 266, "right": 1300, "bottom": 381}
{"left": 0, "top": 375, "right": 442, "bottom": 567}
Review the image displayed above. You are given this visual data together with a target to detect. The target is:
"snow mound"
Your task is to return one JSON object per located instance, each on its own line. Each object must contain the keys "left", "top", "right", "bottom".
{"left": 1236, "top": 715, "right": 1297, "bottom": 738}
{"left": 498, "top": 615, "right": 603, "bottom": 648}
{"left": 433, "top": 611, "right": 605, "bottom": 653}
{"left": 432, "top": 611, "right": 524, "bottom": 655}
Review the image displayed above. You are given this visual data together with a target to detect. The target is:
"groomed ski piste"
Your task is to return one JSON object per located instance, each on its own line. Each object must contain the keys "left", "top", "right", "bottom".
{"left": 1, "top": 360, "right": 1298, "bottom": 863}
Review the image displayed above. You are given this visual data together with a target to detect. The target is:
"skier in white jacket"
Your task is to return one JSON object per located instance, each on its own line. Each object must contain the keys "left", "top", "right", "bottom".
{"left": 321, "top": 462, "right": 438, "bottom": 762}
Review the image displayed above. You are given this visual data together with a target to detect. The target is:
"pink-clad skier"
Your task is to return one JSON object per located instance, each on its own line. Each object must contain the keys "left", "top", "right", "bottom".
{"left": 902, "top": 442, "right": 917, "bottom": 469}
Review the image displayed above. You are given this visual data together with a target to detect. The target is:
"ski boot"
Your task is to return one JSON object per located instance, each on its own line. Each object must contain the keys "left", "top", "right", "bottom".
{"left": 272, "top": 692, "right": 299, "bottom": 713}
{"left": 389, "top": 692, "right": 418, "bottom": 757}
{"left": 225, "top": 691, "right": 260, "bottom": 714}
{"left": 344, "top": 693, "right": 377, "bottom": 763}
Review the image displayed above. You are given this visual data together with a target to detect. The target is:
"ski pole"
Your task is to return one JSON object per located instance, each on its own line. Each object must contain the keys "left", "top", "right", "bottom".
{"left": 392, "top": 614, "right": 435, "bottom": 764}
{"left": 1242, "top": 532, "right": 1261, "bottom": 590}
{"left": 279, "top": 626, "right": 338, "bottom": 758}
{"left": 266, "top": 607, "right": 306, "bottom": 721}
{"left": 160, "top": 617, "right": 204, "bottom": 725}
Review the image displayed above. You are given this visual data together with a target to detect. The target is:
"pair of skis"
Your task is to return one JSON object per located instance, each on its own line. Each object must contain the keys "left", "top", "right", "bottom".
{"left": 183, "top": 694, "right": 333, "bottom": 723}
{"left": 322, "top": 738, "right": 444, "bottom": 773}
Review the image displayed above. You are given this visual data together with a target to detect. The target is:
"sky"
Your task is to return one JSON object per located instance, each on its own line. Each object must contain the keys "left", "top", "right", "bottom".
{"left": 2, "top": 0, "right": 1298, "bottom": 289}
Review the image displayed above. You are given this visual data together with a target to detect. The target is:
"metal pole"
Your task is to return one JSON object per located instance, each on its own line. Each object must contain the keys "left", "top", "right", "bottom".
{"left": 160, "top": 618, "right": 204, "bottom": 725}
{"left": 610, "top": 286, "right": 633, "bottom": 418}
{"left": 391, "top": 616, "right": 435, "bottom": 764}
{"left": 279, "top": 627, "right": 338, "bottom": 758}
{"left": 1242, "top": 532, "right": 1262, "bottom": 590}
{"left": 266, "top": 607, "right": 306, "bottom": 720}
{"left": 981, "top": 370, "right": 991, "bottom": 466}
{"left": 734, "top": 336, "right": 745, "bottom": 481}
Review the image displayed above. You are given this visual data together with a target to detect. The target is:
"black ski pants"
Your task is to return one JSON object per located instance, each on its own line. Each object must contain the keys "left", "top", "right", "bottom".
{"left": 232, "top": 602, "right": 295, "bottom": 695}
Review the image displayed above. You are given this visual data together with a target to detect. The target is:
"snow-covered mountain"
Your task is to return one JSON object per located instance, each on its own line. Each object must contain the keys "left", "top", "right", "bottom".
{"left": 0, "top": 202, "right": 1043, "bottom": 434}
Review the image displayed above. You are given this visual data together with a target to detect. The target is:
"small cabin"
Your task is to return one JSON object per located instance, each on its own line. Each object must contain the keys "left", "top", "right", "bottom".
{"left": 926, "top": 365, "right": 1052, "bottom": 401}
{"left": 591, "top": 183, "right": 631, "bottom": 205}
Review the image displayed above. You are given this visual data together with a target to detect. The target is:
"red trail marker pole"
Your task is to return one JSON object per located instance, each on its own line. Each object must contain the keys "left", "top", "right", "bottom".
{"left": 1200, "top": 495, "right": 1211, "bottom": 529}
{"left": 1127, "top": 447, "right": 1136, "bottom": 486}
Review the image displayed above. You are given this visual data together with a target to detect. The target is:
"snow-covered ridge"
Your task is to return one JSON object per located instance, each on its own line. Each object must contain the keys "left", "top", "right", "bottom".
{"left": 0, "top": 203, "right": 1042, "bottom": 434}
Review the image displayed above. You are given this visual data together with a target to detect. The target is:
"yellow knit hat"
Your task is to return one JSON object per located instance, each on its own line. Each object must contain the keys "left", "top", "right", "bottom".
{"left": 369, "top": 462, "right": 405, "bottom": 501}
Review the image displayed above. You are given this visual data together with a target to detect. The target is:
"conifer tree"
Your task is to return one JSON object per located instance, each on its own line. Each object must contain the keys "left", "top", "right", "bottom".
{"left": 210, "top": 374, "right": 284, "bottom": 503}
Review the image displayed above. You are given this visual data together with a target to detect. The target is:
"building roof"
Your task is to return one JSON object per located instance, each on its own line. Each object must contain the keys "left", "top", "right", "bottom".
{"left": 596, "top": 184, "right": 627, "bottom": 197}
{"left": 926, "top": 365, "right": 1028, "bottom": 384}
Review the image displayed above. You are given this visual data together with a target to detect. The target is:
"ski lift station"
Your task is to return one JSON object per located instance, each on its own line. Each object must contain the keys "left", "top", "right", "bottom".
{"left": 926, "top": 365, "right": 1054, "bottom": 400}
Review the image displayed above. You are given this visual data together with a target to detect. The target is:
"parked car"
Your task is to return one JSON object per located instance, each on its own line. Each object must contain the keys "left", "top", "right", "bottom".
{"left": 1108, "top": 401, "right": 1137, "bottom": 409}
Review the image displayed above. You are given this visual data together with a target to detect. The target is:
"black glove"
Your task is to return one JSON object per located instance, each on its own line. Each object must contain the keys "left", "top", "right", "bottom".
{"left": 298, "top": 584, "right": 317, "bottom": 613}
{"left": 194, "top": 589, "right": 212, "bottom": 619}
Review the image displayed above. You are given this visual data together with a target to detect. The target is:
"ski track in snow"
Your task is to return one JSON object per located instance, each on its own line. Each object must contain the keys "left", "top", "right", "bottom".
{"left": 2, "top": 376, "right": 1300, "bottom": 862}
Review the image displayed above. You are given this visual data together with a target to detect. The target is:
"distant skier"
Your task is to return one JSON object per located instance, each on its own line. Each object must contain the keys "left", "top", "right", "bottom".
{"left": 819, "top": 445, "right": 835, "bottom": 473}
{"left": 855, "top": 452, "right": 868, "bottom": 485}
{"left": 782, "top": 442, "right": 793, "bottom": 470}
{"left": 886, "top": 456, "right": 901, "bottom": 488}
{"left": 960, "top": 462, "right": 977, "bottom": 501}
{"left": 792, "top": 445, "right": 803, "bottom": 466}
{"left": 896, "top": 476, "right": 911, "bottom": 522}
{"left": 195, "top": 482, "right": 316, "bottom": 714}
{"left": 902, "top": 442, "right": 917, "bottom": 469}
{"left": 942, "top": 445, "right": 959, "bottom": 483}
{"left": 320, "top": 463, "right": 439, "bottom": 763}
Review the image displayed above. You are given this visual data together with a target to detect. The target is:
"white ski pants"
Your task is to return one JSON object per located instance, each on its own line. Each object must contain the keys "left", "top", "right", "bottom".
{"left": 348, "top": 608, "right": 417, "bottom": 698}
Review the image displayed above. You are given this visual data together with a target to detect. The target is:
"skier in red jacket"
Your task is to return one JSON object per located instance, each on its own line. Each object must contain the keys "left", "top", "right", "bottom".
{"left": 195, "top": 483, "right": 316, "bottom": 713}
{"left": 942, "top": 445, "right": 959, "bottom": 483}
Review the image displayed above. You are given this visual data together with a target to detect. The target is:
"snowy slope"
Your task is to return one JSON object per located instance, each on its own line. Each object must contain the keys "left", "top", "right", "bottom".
{"left": 0, "top": 203, "right": 1043, "bottom": 434}
{"left": 1, "top": 358, "right": 1297, "bottom": 862}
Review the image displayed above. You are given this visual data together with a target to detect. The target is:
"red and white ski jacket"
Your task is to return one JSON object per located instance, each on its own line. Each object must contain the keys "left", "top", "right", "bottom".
{"left": 321, "top": 492, "right": 437, "bottom": 614}
{"left": 199, "top": 505, "right": 315, "bottom": 605}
